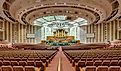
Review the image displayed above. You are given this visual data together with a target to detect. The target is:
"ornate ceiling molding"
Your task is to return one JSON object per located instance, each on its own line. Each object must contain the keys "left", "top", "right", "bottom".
{"left": 1, "top": 0, "right": 120, "bottom": 24}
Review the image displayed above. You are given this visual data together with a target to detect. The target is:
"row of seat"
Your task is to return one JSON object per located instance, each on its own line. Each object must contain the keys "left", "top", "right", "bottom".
{"left": 63, "top": 49, "right": 121, "bottom": 71}
{"left": 64, "top": 50, "right": 121, "bottom": 64}
{"left": 0, "top": 57, "right": 47, "bottom": 61}
{"left": 75, "top": 66, "right": 121, "bottom": 71}
{"left": 64, "top": 50, "right": 121, "bottom": 58}
{"left": 0, "top": 60, "right": 46, "bottom": 67}
{"left": 0, "top": 50, "right": 56, "bottom": 58}
{"left": 74, "top": 60, "right": 121, "bottom": 67}
{"left": 0, "top": 50, "right": 57, "bottom": 71}
{"left": 72, "top": 57, "right": 121, "bottom": 62}
{"left": 0, "top": 50, "right": 57, "bottom": 63}
{"left": 0, "top": 66, "right": 44, "bottom": 71}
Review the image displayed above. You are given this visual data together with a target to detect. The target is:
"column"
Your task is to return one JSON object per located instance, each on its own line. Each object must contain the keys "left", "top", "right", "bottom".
{"left": 101, "top": 23, "right": 104, "bottom": 42}
{"left": 21, "top": 24, "right": 24, "bottom": 43}
{"left": 31, "top": 25, "right": 34, "bottom": 43}
{"left": 34, "top": 26, "right": 36, "bottom": 43}
{"left": 3, "top": 20, "right": 5, "bottom": 40}
{"left": 109, "top": 22, "right": 112, "bottom": 41}
{"left": 10, "top": 23, "right": 12, "bottom": 42}
{"left": 29, "top": 25, "right": 30, "bottom": 43}
{"left": 91, "top": 24, "right": 93, "bottom": 43}
{"left": 113, "top": 20, "right": 116, "bottom": 40}
{"left": 98, "top": 24, "right": 100, "bottom": 42}
{"left": 18, "top": 23, "right": 20, "bottom": 43}
{"left": 94, "top": 24, "right": 97, "bottom": 42}
{"left": 58, "top": 30, "right": 59, "bottom": 37}
{"left": 104, "top": 22, "right": 107, "bottom": 42}
{"left": 6, "top": 21, "right": 9, "bottom": 41}
{"left": 117, "top": 20, "right": 119, "bottom": 39}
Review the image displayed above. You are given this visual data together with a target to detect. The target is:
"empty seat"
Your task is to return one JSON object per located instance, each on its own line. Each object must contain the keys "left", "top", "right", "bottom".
{"left": 28, "top": 58, "right": 34, "bottom": 61}
{"left": 97, "top": 66, "right": 108, "bottom": 71}
{"left": 112, "top": 57, "right": 119, "bottom": 60}
{"left": 9, "top": 57, "right": 15, "bottom": 61}
{"left": 19, "top": 61, "right": 27, "bottom": 66}
{"left": 14, "top": 58, "right": 21, "bottom": 61}
{"left": 108, "top": 66, "right": 120, "bottom": 71}
{"left": 118, "top": 60, "right": 121, "bottom": 66}
{"left": 1, "top": 66, "right": 12, "bottom": 71}
{"left": 13, "top": 66, "right": 24, "bottom": 71}
{"left": 4, "top": 57, "right": 10, "bottom": 61}
{"left": 34, "top": 58, "right": 40, "bottom": 61}
{"left": 94, "top": 60, "right": 102, "bottom": 67}
{"left": 81, "top": 58, "right": 86, "bottom": 61}
{"left": 102, "top": 60, "right": 110, "bottom": 66}
{"left": 86, "top": 61, "right": 93, "bottom": 66}
{"left": 21, "top": 58, "right": 27, "bottom": 61}
{"left": 25, "top": 66, "right": 35, "bottom": 71}
{"left": 0, "top": 60, "right": 2, "bottom": 66}
{"left": 105, "top": 58, "right": 112, "bottom": 61}
{"left": 100, "top": 58, "right": 105, "bottom": 61}
{"left": 27, "top": 61, "right": 35, "bottom": 66}
{"left": 93, "top": 58, "right": 100, "bottom": 61}
{"left": 11, "top": 61, "right": 19, "bottom": 66}
{"left": 85, "top": 66, "right": 96, "bottom": 71}
{"left": 35, "top": 61, "right": 43, "bottom": 67}
{"left": 78, "top": 61, "right": 85, "bottom": 67}
{"left": 0, "top": 57, "right": 3, "bottom": 61}
{"left": 75, "top": 65, "right": 80, "bottom": 71}
{"left": 110, "top": 60, "right": 118, "bottom": 66}
{"left": 41, "top": 58, "right": 46, "bottom": 63}
{"left": 3, "top": 61, "right": 11, "bottom": 66}
{"left": 87, "top": 58, "right": 93, "bottom": 61}
{"left": 74, "top": 58, "right": 80, "bottom": 63}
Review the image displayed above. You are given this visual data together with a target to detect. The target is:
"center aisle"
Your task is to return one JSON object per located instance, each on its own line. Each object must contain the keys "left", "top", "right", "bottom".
{"left": 59, "top": 47, "right": 75, "bottom": 71}
{"left": 46, "top": 47, "right": 75, "bottom": 71}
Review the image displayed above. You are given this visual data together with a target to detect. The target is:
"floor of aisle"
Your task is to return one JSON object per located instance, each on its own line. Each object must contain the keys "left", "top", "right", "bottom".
{"left": 46, "top": 47, "right": 75, "bottom": 71}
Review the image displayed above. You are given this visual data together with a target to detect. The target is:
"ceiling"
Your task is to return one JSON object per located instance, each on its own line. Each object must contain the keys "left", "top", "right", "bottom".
{"left": 0, "top": 0, "right": 121, "bottom": 26}
{"left": 33, "top": 15, "right": 87, "bottom": 27}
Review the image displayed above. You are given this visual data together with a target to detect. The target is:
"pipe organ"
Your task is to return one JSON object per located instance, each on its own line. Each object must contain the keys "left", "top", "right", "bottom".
{"left": 53, "top": 29, "right": 68, "bottom": 38}
{"left": 47, "top": 29, "right": 74, "bottom": 42}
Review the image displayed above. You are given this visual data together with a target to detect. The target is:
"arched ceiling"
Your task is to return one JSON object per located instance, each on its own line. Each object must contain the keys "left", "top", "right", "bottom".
{"left": 0, "top": 0, "right": 121, "bottom": 25}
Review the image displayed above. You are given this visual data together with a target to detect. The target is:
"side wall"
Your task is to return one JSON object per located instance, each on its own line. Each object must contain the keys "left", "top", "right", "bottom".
{"left": 80, "top": 19, "right": 121, "bottom": 43}
{"left": 0, "top": 19, "right": 41, "bottom": 43}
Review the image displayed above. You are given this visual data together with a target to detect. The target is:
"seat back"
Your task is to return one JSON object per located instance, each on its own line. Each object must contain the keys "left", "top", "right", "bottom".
{"left": 102, "top": 60, "right": 110, "bottom": 66}
{"left": 78, "top": 61, "right": 85, "bottom": 67}
{"left": 27, "top": 61, "right": 35, "bottom": 66}
{"left": 86, "top": 61, "right": 93, "bottom": 66}
{"left": 0, "top": 60, "right": 2, "bottom": 66}
{"left": 3, "top": 61, "right": 11, "bottom": 66}
{"left": 25, "top": 66, "right": 35, "bottom": 71}
{"left": 19, "top": 61, "right": 27, "bottom": 66}
{"left": 13, "top": 66, "right": 24, "bottom": 71}
{"left": 110, "top": 60, "right": 118, "bottom": 66}
{"left": 74, "top": 58, "right": 80, "bottom": 63}
{"left": 97, "top": 66, "right": 108, "bottom": 71}
{"left": 11, "top": 61, "right": 19, "bottom": 66}
{"left": 1, "top": 66, "right": 12, "bottom": 71}
{"left": 94, "top": 60, "right": 102, "bottom": 67}
{"left": 35, "top": 61, "right": 43, "bottom": 67}
{"left": 108, "top": 66, "right": 120, "bottom": 71}
{"left": 85, "top": 66, "right": 96, "bottom": 71}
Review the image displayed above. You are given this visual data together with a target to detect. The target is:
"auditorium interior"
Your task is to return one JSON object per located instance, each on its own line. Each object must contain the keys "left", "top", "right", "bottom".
{"left": 0, "top": 0, "right": 121, "bottom": 71}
